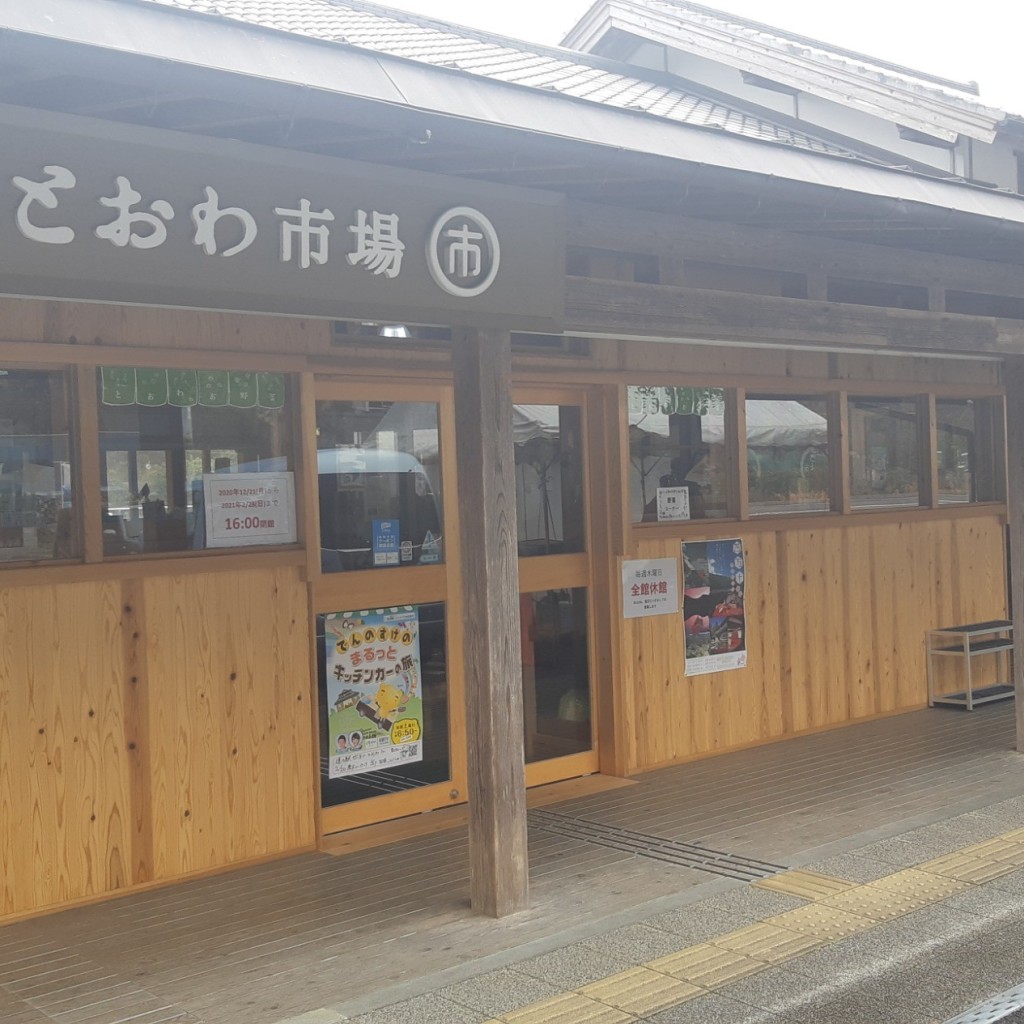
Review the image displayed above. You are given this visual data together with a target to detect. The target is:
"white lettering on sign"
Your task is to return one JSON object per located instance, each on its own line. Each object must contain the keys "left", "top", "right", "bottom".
{"left": 96, "top": 176, "right": 174, "bottom": 249}
{"left": 274, "top": 198, "right": 334, "bottom": 269}
{"left": 9, "top": 164, "right": 502, "bottom": 298}
{"left": 347, "top": 209, "right": 405, "bottom": 278}
{"left": 13, "top": 165, "right": 76, "bottom": 244}
{"left": 427, "top": 206, "right": 501, "bottom": 298}
{"left": 191, "top": 186, "right": 258, "bottom": 257}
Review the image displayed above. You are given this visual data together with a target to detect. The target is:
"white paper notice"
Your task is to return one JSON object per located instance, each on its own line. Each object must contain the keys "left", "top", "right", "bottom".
{"left": 204, "top": 472, "right": 297, "bottom": 548}
{"left": 622, "top": 557, "right": 680, "bottom": 619}
{"left": 657, "top": 486, "right": 691, "bottom": 522}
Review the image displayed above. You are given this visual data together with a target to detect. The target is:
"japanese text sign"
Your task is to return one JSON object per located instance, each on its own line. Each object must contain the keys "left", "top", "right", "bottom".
{"left": 0, "top": 104, "right": 564, "bottom": 331}
{"left": 204, "top": 472, "right": 297, "bottom": 548}
{"left": 324, "top": 607, "right": 424, "bottom": 780}
{"left": 622, "top": 557, "right": 680, "bottom": 619}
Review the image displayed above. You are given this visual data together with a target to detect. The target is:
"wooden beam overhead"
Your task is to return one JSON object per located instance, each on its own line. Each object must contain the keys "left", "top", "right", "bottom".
{"left": 567, "top": 201, "right": 1024, "bottom": 300}
{"left": 565, "top": 276, "right": 1024, "bottom": 356}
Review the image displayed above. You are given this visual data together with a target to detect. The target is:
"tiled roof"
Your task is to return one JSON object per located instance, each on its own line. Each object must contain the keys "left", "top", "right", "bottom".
{"left": 643, "top": 0, "right": 999, "bottom": 115}
{"left": 137, "top": 0, "right": 865, "bottom": 159}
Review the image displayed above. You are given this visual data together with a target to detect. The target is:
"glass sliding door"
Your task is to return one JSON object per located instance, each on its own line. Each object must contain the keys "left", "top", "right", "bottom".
{"left": 513, "top": 388, "right": 598, "bottom": 786}
{"left": 311, "top": 380, "right": 466, "bottom": 834}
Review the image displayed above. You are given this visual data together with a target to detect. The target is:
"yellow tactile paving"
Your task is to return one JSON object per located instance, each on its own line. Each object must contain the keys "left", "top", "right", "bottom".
{"left": 964, "top": 838, "right": 1022, "bottom": 860}
{"left": 500, "top": 991, "right": 634, "bottom": 1024}
{"left": 768, "top": 903, "right": 875, "bottom": 942}
{"left": 481, "top": 827, "right": 1024, "bottom": 1024}
{"left": 579, "top": 967, "right": 701, "bottom": 1016}
{"left": 865, "top": 868, "right": 971, "bottom": 901}
{"left": 821, "top": 885, "right": 932, "bottom": 921}
{"left": 755, "top": 870, "right": 857, "bottom": 901}
{"left": 985, "top": 845, "right": 1024, "bottom": 867}
{"left": 919, "top": 852, "right": 1014, "bottom": 884}
{"left": 647, "top": 942, "right": 766, "bottom": 988}
{"left": 711, "top": 921, "right": 822, "bottom": 963}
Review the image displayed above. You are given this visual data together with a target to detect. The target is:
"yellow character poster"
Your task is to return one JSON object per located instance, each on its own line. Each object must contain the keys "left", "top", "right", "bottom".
{"left": 324, "top": 606, "right": 422, "bottom": 779}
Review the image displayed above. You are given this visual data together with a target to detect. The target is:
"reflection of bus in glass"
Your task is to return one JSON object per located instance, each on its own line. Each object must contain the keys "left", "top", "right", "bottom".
{"left": 317, "top": 448, "right": 443, "bottom": 572}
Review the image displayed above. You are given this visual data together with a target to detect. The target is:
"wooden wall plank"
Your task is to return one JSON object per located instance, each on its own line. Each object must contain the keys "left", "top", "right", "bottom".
{"left": 0, "top": 568, "right": 315, "bottom": 922}
{"left": 621, "top": 515, "right": 1007, "bottom": 772}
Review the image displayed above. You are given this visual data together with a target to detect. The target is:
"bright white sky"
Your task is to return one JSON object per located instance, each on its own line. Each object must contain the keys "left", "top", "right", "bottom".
{"left": 382, "top": 0, "right": 1024, "bottom": 115}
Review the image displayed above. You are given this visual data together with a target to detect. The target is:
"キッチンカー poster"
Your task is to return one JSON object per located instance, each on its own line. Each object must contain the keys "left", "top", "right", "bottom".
{"left": 324, "top": 607, "right": 423, "bottom": 779}
{"left": 682, "top": 539, "right": 747, "bottom": 676}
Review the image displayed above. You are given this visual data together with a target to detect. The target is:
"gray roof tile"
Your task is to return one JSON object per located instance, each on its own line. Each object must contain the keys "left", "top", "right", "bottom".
{"left": 138, "top": 0, "right": 865, "bottom": 159}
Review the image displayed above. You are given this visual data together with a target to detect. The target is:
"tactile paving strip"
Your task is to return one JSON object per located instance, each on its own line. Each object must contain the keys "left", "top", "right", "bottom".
{"left": 647, "top": 943, "right": 767, "bottom": 988}
{"left": 867, "top": 868, "right": 972, "bottom": 901}
{"left": 768, "top": 903, "right": 876, "bottom": 942}
{"left": 711, "top": 922, "right": 821, "bottom": 964}
{"left": 500, "top": 991, "right": 633, "bottom": 1024}
{"left": 527, "top": 808, "right": 787, "bottom": 881}
{"left": 756, "top": 869, "right": 857, "bottom": 901}
{"left": 579, "top": 967, "right": 701, "bottom": 1016}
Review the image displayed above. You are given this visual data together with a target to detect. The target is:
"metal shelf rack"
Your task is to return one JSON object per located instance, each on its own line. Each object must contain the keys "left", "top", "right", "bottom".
{"left": 927, "top": 619, "right": 1014, "bottom": 710}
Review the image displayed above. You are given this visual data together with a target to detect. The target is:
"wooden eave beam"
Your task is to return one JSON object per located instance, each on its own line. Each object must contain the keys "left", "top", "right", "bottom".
{"left": 567, "top": 201, "right": 1024, "bottom": 301}
{"left": 564, "top": 276, "right": 1024, "bottom": 355}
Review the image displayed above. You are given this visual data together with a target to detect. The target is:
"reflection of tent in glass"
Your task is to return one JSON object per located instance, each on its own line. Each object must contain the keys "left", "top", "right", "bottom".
{"left": 368, "top": 403, "right": 582, "bottom": 554}
{"left": 630, "top": 399, "right": 829, "bottom": 518}
{"left": 630, "top": 400, "right": 827, "bottom": 448}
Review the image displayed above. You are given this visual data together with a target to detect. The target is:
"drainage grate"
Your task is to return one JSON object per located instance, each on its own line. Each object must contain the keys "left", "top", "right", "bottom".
{"left": 943, "top": 983, "right": 1024, "bottom": 1024}
{"left": 527, "top": 808, "right": 787, "bottom": 881}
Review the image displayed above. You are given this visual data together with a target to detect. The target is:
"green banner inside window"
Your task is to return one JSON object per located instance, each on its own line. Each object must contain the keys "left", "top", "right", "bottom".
{"left": 101, "top": 368, "right": 286, "bottom": 409}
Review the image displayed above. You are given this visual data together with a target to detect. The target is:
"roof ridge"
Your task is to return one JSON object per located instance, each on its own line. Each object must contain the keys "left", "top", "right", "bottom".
{"left": 645, "top": 0, "right": 980, "bottom": 95}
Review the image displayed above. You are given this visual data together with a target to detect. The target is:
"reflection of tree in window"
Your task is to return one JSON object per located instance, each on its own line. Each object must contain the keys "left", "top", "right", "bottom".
{"left": 0, "top": 370, "right": 76, "bottom": 563}
{"left": 627, "top": 386, "right": 727, "bottom": 523}
{"left": 746, "top": 397, "right": 830, "bottom": 516}
{"left": 513, "top": 405, "right": 584, "bottom": 557}
{"left": 848, "top": 398, "right": 918, "bottom": 509}
{"left": 98, "top": 377, "right": 292, "bottom": 555}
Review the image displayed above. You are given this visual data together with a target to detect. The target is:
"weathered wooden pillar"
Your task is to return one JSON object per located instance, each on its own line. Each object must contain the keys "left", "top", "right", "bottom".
{"left": 1005, "top": 357, "right": 1024, "bottom": 753}
{"left": 452, "top": 326, "right": 529, "bottom": 917}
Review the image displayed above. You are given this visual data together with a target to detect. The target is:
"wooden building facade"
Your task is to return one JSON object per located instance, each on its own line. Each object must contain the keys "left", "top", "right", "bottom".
{"left": 1, "top": 0, "right": 1023, "bottom": 922}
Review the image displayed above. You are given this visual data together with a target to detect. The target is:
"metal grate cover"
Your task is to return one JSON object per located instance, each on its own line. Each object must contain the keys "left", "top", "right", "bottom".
{"left": 528, "top": 808, "right": 786, "bottom": 881}
{"left": 943, "top": 983, "right": 1024, "bottom": 1024}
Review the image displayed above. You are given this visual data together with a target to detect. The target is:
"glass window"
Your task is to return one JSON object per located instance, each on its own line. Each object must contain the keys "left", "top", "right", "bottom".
{"left": 97, "top": 368, "right": 294, "bottom": 555}
{"left": 746, "top": 396, "right": 830, "bottom": 515}
{"left": 318, "top": 603, "right": 451, "bottom": 807}
{"left": 0, "top": 369, "right": 77, "bottom": 563}
{"left": 849, "top": 398, "right": 919, "bottom": 509}
{"left": 316, "top": 400, "right": 443, "bottom": 572}
{"left": 514, "top": 404, "right": 584, "bottom": 557}
{"left": 937, "top": 398, "right": 1001, "bottom": 504}
{"left": 520, "top": 588, "right": 591, "bottom": 765}
{"left": 628, "top": 386, "right": 729, "bottom": 523}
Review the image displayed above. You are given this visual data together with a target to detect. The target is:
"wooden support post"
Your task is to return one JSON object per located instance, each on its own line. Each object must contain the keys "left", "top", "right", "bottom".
{"left": 452, "top": 327, "right": 529, "bottom": 917}
{"left": 1004, "top": 357, "right": 1024, "bottom": 753}
{"left": 829, "top": 391, "right": 851, "bottom": 515}
{"left": 919, "top": 394, "right": 939, "bottom": 509}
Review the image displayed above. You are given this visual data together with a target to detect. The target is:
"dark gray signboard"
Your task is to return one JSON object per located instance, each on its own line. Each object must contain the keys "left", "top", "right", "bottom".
{"left": 0, "top": 104, "right": 565, "bottom": 332}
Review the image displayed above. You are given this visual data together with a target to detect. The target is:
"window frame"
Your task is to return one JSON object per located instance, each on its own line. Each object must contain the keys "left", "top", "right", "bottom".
{"left": 626, "top": 379, "right": 1006, "bottom": 536}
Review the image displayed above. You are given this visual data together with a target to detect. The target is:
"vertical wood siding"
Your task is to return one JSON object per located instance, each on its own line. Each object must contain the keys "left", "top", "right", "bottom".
{"left": 624, "top": 516, "right": 1007, "bottom": 771}
{"left": 0, "top": 567, "right": 315, "bottom": 919}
